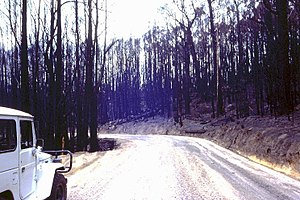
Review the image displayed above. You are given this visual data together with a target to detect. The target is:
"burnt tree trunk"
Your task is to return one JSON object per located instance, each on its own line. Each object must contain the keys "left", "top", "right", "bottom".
{"left": 20, "top": 0, "right": 30, "bottom": 113}
{"left": 277, "top": 0, "right": 292, "bottom": 116}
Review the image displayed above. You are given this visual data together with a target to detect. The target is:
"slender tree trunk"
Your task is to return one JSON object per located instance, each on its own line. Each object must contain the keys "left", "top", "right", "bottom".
{"left": 85, "top": 0, "right": 99, "bottom": 152}
{"left": 183, "top": 38, "right": 191, "bottom": 115}
{"left": 74, "top": 0, "right": 85, "bottom": 151}
{"left": 216, "top": 31, "right": 224, "bottom": 117}
{"left": 253, "top": 30, "right": 261, "bottom": 115}
{"left": 186, "top": 28, "right": 201, "bottom": 94}
{"left": 20, "top": 0, "right": 30, "bottom": 112}
{"left": 277, "top": 0, "right": 292, "bottom": 116}
{"left": 89, "top": 0, "right": 100, "bottom": 152}
{"left": 235, "top": 0, "right": 249, "bottom": 117}
{"left": 207, "top": 0, "right": 223, "bottom": 117}
{"left": 45, "top": 0, "right": 56, "bottom": 149}
{"left": 54, "top": 0, "right": 65, "bottom": 149}
{"left": 33, "top": 0, "right": 42, "bottom": 126}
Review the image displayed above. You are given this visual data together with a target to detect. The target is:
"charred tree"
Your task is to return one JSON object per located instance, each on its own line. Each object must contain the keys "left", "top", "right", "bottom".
{"left": 277, "top": 0, "right": 292, "bottom": 116}
{"left": 20, "top": 0, "right": 30, "bottom": 113}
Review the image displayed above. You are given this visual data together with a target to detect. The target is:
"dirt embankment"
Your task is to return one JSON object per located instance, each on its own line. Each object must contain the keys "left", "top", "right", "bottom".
{"left": 182, "top": 109, "right": 300, "bottom": 180}
{"left": 99, "top": 108, "right": 300, "bottom": 180}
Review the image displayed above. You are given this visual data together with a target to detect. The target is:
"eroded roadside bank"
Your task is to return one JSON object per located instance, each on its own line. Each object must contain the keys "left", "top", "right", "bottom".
{"left": 98, "top": 112, "right": 300, "bottom": 180}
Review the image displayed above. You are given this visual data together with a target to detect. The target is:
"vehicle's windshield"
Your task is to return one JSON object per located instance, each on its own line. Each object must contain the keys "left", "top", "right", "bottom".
{"left": 0, "top": 119, "right": 16, "bottom": 153}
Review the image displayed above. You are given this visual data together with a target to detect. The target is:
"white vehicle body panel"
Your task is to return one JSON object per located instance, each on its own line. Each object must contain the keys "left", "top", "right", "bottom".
{"left": 34, "top": 162, "right": 64, "bottom": 200}
{"left": 0, "top": 116, "right": 19, "bottom": 199}
{"left": 0, "top": 152, "right": 18, "bottom": 199}
{"left": 19, "top": 147, "right": 36, "bottom": 199}
{"left": 0, "top": 107, "right": 33, "bottom": 118}
{"left": 18, "top": 119, "right": 37, "bottom": 199}
{"left": 0, "top": 107, "right": 68, "bottom": 200}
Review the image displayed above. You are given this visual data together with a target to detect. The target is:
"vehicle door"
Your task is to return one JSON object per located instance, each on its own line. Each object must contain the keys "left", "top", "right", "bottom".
{"left": 0, "top": 119, "right": 18, "bottom": 195}
{"left": 19, "top": 120, "right": 36, "bottom": 199}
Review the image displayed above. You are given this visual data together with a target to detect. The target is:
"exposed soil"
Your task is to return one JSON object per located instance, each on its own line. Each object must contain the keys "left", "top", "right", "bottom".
{"left": 67, "top": 134, "right": 300, "bottom": 200}
{"left": 99, "top": 105, "right": 300, "bottom": 180}
{"left": 181, "top": 102, "right": 300, "bottom": 180}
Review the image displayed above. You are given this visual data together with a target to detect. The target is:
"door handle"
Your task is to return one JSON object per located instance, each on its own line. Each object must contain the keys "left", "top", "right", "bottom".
{"left": 21, "top": 167, "right": 25, "bottom": 173}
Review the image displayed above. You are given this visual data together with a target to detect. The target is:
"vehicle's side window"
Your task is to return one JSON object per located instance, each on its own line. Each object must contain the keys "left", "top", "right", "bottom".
{"left": 20, "top": 121, "right": 33, "bottom": 149}
{"left": 0, "top": 119, "right": 17, "bottom": 152}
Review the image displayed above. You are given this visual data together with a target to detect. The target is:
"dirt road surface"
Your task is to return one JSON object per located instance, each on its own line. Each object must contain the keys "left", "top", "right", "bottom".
{"left": 67, "top": 135, "right": 300, "bottom": 200}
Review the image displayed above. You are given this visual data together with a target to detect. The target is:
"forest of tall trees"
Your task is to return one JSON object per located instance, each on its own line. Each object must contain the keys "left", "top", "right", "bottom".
{"left": 0, "top": 0, "right": 299, "bottom": 152}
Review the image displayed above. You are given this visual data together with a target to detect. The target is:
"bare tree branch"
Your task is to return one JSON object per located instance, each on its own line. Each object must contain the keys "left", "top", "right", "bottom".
{"left": 0, "top": 4, "right": 21, "bottom": 48}
{"left": 262, "top": 0, "right": 278, "bottom": 15}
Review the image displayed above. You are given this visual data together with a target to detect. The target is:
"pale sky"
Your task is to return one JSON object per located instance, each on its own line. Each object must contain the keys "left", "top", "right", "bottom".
{"left": 108, "top": 0, "right": 169, "bottom": 39}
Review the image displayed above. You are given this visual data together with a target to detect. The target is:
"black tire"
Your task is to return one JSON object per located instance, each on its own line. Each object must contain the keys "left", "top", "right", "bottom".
{"left": 0, "top": 191, "right": 14, "bottom": 200}
{"left": 47, "top": 173, "right": 67, "bottom": 200}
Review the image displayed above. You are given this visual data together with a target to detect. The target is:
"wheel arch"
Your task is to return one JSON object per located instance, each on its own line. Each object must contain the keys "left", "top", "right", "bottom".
{"left": 46, "top": 173, "right": 67, "bottom": 200}
{"left": 35, "top": 163, "right": 65, "bottom": 199}
{"left": 0, "top": 190, "right": 14, "bottom": 200}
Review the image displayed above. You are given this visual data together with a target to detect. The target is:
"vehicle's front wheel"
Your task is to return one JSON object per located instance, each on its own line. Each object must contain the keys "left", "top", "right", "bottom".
{"left": 47, "top": 173, "right": 67, "bottom": 200}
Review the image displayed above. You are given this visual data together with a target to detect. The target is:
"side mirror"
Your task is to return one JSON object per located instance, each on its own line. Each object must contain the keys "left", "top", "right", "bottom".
{"left": 36, "top": 138, "right": 44, "bottom": 148}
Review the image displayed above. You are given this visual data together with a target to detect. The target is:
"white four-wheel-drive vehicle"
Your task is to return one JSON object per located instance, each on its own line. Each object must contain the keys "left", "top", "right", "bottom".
{"left": 0, "top": 107, "right": 72, "bottom": 200}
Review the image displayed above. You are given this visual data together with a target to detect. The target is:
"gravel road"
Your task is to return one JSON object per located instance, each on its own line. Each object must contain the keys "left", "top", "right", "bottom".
{"left": 67, "top": 134, "right": 300, "bottom": 200}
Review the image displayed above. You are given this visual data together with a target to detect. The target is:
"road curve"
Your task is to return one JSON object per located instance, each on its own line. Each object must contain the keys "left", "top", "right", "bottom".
{"left": 67, "top": 134, "right": 300, "bottom": 200}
